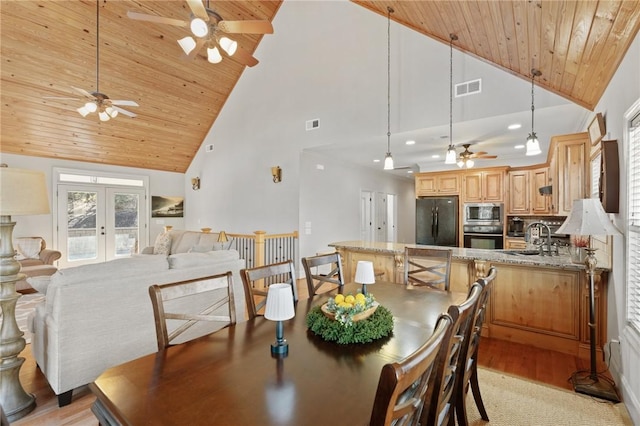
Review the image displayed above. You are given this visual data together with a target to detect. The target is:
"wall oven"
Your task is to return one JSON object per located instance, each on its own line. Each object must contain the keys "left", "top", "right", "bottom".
{"left": 463, "top": 203, "right": 504, "bottom": 249}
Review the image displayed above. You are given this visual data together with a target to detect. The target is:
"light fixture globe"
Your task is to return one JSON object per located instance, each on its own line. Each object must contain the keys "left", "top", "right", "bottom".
{"left": 445, "top": 146, "right": 457, "bottom": 164}
{"left": 190, "top": 17, "right": 209, "bottom": 37}
{"left": 219, "top": 36, "right": 237, "bottom": 56}
{"left": 85, "top": 101, "right": 98, "bottom": 113}
{"left": 178, "top": 36, "right": 197, "bottom": 55}
{"left": 383, "top": 152, "right": 394, "bottom": 170}
{"left": 207, "top": 46, "right": 223, "bottom": 63}
{"left": 525, "top": 132, "right": 542, "bottom": 156}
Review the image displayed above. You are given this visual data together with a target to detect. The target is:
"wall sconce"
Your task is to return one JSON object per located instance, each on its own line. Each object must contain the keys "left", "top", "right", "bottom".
{"left": 271, "top": 166, "right": 282, "bottom": 183}
{"left": 191, "top": 177, "right": 200, "bottom": 190}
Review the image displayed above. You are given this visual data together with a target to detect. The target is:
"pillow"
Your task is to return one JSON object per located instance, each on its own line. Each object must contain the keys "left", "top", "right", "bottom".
{"left": 27, "top": 276, "right": 51, "bottom": 294}
{"left": 15, "top": 238, "right": 43, "bottom": 260}
{"left": 153, "top": 232, "right": 172, "bottom": 255}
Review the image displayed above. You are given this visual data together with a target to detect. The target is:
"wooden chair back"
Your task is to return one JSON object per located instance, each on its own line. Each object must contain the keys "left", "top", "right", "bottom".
{"left": 370, "top": 313, "right": 452, "bottom": 426}
{"left": 301, "top": 252, "right": 345, "bottom": 297}
{"left": 404, "top": 247, "right": 453, "bottom": 291}
{"left": 454, "top": 266, "right": 497, "bottom": 426}
{"left": 422, "top": 282, "right": 482, "bottom": 426}
{"left": 240, "top": 260, "right": 298, "bottom": 319}
{"left": 148, "top": 271, "right": 236, "bottom": 351}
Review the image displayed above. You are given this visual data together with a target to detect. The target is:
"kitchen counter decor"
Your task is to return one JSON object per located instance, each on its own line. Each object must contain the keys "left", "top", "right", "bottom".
{"left": 306, "top": 293, "right": 393, "bottom": 344}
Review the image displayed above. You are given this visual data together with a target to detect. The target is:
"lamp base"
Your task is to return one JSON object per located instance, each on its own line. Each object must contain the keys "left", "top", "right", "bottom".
{"left": 571, "top": 373, "right": 620, "bottom": 403}
{"left": 271, "top": 342, "right": 289, "bottom": 355}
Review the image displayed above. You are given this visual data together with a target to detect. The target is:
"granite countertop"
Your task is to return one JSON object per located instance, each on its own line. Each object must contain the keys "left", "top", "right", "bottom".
{"left": 329, "top": 241, "right": 608, "bottom": 272}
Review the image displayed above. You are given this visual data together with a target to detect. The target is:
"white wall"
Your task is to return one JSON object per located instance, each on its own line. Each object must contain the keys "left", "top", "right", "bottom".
{"left": 0, "top": 153, "right": 185, "bottom": 248}
{"left": 593, "top": 32, "right": 640, "bottom": 423}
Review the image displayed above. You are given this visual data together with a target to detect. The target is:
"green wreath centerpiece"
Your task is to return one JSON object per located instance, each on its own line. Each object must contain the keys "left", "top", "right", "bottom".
{"left": 306, "top": 292, "right": 394, "bottom": 345}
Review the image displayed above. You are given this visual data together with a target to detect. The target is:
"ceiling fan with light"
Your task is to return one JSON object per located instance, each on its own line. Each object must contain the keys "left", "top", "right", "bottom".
{"left": 457, "top": 143, "right": 497, "bottom": 169}
{"left": 127, "top": 0, "right": 273, "bottom": 67}
{"left": 46, "top": 0, "right": 138, "bottom": 121}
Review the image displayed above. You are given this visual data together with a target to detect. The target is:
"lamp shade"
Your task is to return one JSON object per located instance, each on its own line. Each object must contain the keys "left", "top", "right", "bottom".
{"left": 218, "top": 231, "right": 228, "bottom": 243}
{"left": 0, "top": 167, "right": 50, "bottom": 216}
{"left": 264, "top": 284, "right": 295, "bottom": 321}
{"left": 556, "top": 198, "right": 621, "bottom": 236}
{"left": 354, "top": 261, "right": 376, "bottom": 285}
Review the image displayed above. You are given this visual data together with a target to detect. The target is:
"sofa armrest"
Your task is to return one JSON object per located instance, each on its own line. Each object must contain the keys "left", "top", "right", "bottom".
{"left": 39, "top": 249, "right": 61, "bottom": 265}
{"left": 141, "top": 246, "right": 155, "bottom": 254}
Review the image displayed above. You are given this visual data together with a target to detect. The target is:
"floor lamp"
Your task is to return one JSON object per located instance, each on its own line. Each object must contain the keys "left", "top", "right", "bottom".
{"left": 0, "top": 165, "right": 50, "bottom": 421}
{"left": 556, "top": 198, "right": 621, "bottom": 403}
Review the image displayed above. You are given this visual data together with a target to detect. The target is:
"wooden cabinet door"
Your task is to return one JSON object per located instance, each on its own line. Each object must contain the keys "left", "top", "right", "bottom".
{"left": 438, "top": 174, "right": 460, "bottom": 194}
{"left": 508, "top": 171, "right": 529, "bottom": 214}
{"left": 531, "top": 167, "right": 551, "bottom": 214}
{"left": 415, "top": 175, "right": 437, "bottom": 197}
{"left": 463, "top": 173, "right": 483, "bottom": 202}
{"left": 483, "top": 170, "right": 504, "bottom": 202}
{"left": 556, "top": 135, "right": 588, "bottom": 216}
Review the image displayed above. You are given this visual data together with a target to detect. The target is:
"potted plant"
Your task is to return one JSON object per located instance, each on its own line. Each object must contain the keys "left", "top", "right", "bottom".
{"left": 569, "top": 235, "right": 589, "bottom": 264}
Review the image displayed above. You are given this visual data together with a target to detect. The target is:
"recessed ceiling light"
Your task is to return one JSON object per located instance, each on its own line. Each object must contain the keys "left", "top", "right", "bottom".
{"left": 432, "top": 154, "right": 440, "bottom": 159}
{"left": 406, "top": 140, "right": 416, "bottom": 145}
{"left": 515, "top": 145, "right": 525, "bottom": 149}
{"left": 373, "top": 159, "right": 381, "bottom": 163}
{"left": 407, "top": 170, "right": 414, "bottom": 174}
{"left": 508, "top": 123, "right": 522, "bottom": 130}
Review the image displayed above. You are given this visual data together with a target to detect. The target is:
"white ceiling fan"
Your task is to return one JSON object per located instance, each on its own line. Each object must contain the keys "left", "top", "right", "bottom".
{"left": 46, "top": 0, "right": 138, "bottom": 121}
{"left": 127, "top": 0, "right": 273, "bottom": 67}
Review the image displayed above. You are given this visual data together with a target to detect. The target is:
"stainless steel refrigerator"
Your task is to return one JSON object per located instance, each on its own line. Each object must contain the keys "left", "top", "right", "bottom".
{"left": 416, "top": 196, "right": 459, "bottom": 246}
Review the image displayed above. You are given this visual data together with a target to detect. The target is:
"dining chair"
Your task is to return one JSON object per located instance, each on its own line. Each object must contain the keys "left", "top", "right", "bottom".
{"left": 148, "top": 271, "right": 236, "bottom": 351}
{"left": 404, "top": 246, "right": 453, "bottom": 291}
{"left": 301, "top": 252, "right": 345, "bottom": 297}
{"left": 422, "top": 282, "right": 483, "bottom": 426}
{"left": 240, "top": 260, "right": 298, "bottom": 319}
{"left": 369, "top": 313, "right": 452, "bottom": 426}
{"left": 454, "top": 266, "right": 497, "bottom": 426}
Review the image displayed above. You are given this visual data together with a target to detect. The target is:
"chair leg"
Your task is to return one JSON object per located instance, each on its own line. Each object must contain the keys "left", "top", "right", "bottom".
{"left": 470, "top": 365, "right": 489, "bottom": 421}
{"left": 455, "top": 381, "right": 470, "bottom": 426}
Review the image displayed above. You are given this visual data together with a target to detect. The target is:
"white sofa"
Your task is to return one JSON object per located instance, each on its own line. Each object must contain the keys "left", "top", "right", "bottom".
{"left": 28, "top": 249, "right": 246, "bottom": 407}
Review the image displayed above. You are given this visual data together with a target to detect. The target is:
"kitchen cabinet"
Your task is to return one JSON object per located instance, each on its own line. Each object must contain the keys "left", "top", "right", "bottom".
{"left": 504, "top": 237, "right": 526, "bottom": 249}
{"left": 415, "top": 172, "right": 460, "bottom": 197}
{"left": 551, "top": 132, "right": 589, "bottom": 216}
{"left": 462, "top": 168, "right": 506, "bottom": 202}
{"left": 507, "top": 167, "right": 551, "bottom": 214}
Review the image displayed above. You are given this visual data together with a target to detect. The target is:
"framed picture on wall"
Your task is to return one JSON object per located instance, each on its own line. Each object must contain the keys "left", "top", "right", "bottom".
{"left": 151, "top": 196, "right": 184, "bottom": 217}
{"left": 588, "top": 112, "right": 605, "bottom": 145}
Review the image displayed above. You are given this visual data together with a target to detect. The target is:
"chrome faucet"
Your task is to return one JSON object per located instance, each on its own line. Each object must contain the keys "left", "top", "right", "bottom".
{"left": 525, "top": 222, "right": 557, "bottom": 256}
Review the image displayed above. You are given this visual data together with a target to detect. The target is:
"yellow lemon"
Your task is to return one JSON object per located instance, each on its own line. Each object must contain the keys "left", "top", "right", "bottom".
{"left": 344, "top": 295, "right": 355, "bottom": 304}
{"left": 355, "top": 293, "right": 366, "bottom": 302}
{"left": 334, "top": 294, "right": 345, "bottom": 304}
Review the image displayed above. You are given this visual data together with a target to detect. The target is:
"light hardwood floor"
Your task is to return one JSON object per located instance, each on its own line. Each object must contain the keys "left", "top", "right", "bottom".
{"left": 11, "top": 281, "right": 616, "bottom": 425}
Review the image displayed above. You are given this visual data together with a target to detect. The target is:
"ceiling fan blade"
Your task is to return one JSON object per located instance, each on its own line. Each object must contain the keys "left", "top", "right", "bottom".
{"left": 112, "top": 106, "right": 137, "bottom": 118}
{"left": 217, "top": 20, "right": 274, "bottom": 34}
{"left": 186, "top": 0, "right": 209, "bottom": 21}
{"left": 478, "top": 155, "right": 497, "bottom": 159}
{"left": 43, "top": 96, "right": 80, "bottom": 100}
{"left": 127, "top": 11, "right": 188, "bottom": 27}
{"left": 71, "top": 86, "right": 95, "bottom": 99}
{"left": 111, "top": 100, "right": 139, "bottom": 107}
{"left": 230, "top": 46, "right": 259, "bottom": 67}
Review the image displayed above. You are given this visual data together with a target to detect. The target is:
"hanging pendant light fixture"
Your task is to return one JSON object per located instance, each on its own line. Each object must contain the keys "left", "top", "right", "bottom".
{"left": 383, "top": 6, "right": 394, "bottom": 170}
{"left": 445, "top": 34, "right": 459, "bottom": 164}
{"left": 526, "top": 68, "right": 543, "bottom": 156}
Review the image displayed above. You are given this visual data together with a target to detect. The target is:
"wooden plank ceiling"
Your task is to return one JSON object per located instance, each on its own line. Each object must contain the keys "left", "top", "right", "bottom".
{"left": 1, "top": 1, "right": 639, "bottom": 173}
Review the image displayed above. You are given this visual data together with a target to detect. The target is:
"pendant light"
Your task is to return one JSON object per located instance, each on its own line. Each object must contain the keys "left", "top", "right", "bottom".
{"left": 383, "top": 7, "right": 394, "bottom": 170}
{"left": 526, "top": 68, "right": 543, "bottom": 156}
{"left": 445, "top": 34, "right": 458, "bottom": 164}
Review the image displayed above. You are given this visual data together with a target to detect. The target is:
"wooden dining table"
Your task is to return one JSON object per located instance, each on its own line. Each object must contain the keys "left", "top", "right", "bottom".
{"left": 89, "top": 282, "right": 465, "bottom": 426}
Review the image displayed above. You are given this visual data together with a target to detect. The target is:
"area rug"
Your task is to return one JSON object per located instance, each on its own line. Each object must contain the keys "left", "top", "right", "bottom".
{"left": 466, "top": 367, "right": 633, "bottom": 425}
{"left": 0, "top": 293, "right": 44, "bottom": 344}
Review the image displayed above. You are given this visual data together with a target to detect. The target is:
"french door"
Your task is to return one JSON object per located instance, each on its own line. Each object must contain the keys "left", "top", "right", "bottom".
{"left": 57, "top": 185, "right": 147, "bottom": 267}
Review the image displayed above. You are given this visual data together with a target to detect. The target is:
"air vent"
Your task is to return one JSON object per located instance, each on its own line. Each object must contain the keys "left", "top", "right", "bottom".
{"left": 305, "top": 119, "right": 320, "bottom": 131}
{"left": 455, "top": 79, "right": 482, "bottom": 97}
{"left": 205, "top": 144, "right": 214, "bottom": 153}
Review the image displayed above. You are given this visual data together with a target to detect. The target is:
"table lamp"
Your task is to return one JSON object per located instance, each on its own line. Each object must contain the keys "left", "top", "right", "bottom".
{"left": 218, "top": 231, "right": 228, "bottom": 243}
{"left": 264, "top": 283, "right": 295, "bottom": 355}
{"left": 0, "top": 165, "right": 50, "bottom": 421}
{"left": 355, "top": 260, "right": 376, "bottom": 295}
{"left": 556, "top": 198, "right": 621, "bottom": 402}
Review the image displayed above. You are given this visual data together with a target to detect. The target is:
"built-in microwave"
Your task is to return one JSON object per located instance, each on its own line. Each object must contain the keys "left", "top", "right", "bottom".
{"left": 463, "top": 203, "right": 504, "bottom": 226}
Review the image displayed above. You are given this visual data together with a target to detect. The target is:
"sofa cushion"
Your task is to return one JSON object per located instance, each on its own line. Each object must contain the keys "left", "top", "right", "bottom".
{"left": 168, "top": 250, "right": 240, "bottom": 269}
{"left": 153, "top": 232, "right": 171, "bottom": 255}
{"left": 27, "top": 275, "right": 52, "bottom": 294}
{"left": 171, "top": 231, "right": 201, "bottom": 254}
{"left": 15, "top": 237, "right": 43, "bottom": 260}
{"left": 188, "top": 245, "right": 213, "bottom": 253}
{"left": 52, "top": 255, "right": 169, "bottom": 286}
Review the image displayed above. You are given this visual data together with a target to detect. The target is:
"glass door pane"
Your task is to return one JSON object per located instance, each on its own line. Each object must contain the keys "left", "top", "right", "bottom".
{"left": 106, "top": 188, "right": 146, "bottom": 259}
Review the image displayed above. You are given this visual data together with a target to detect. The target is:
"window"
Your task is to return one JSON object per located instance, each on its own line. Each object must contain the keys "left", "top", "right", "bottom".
{"left": 627, "top": 101, "right": 640, "bottom": 332}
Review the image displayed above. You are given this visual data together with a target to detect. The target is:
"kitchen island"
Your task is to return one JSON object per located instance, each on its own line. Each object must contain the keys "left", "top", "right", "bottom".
{"left": 329, "top": 240, "right": 610, "bottom": 359}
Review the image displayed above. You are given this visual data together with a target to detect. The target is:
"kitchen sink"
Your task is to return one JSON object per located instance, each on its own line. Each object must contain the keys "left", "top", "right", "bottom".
{"left": 502, "top": 250, "right": 540, "bottom": 256}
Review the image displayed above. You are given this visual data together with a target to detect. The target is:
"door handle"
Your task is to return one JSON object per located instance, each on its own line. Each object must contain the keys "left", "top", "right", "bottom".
{"left": 100, "top": 226, "right": 105, "bottom": 236}
{"left": 434, "top": 206, "right": 439, "bottom": 239}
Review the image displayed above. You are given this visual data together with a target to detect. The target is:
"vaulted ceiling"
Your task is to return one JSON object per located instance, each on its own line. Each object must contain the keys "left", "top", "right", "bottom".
{"left": 1, "top": 1, "right": 639, "bottom": 173}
